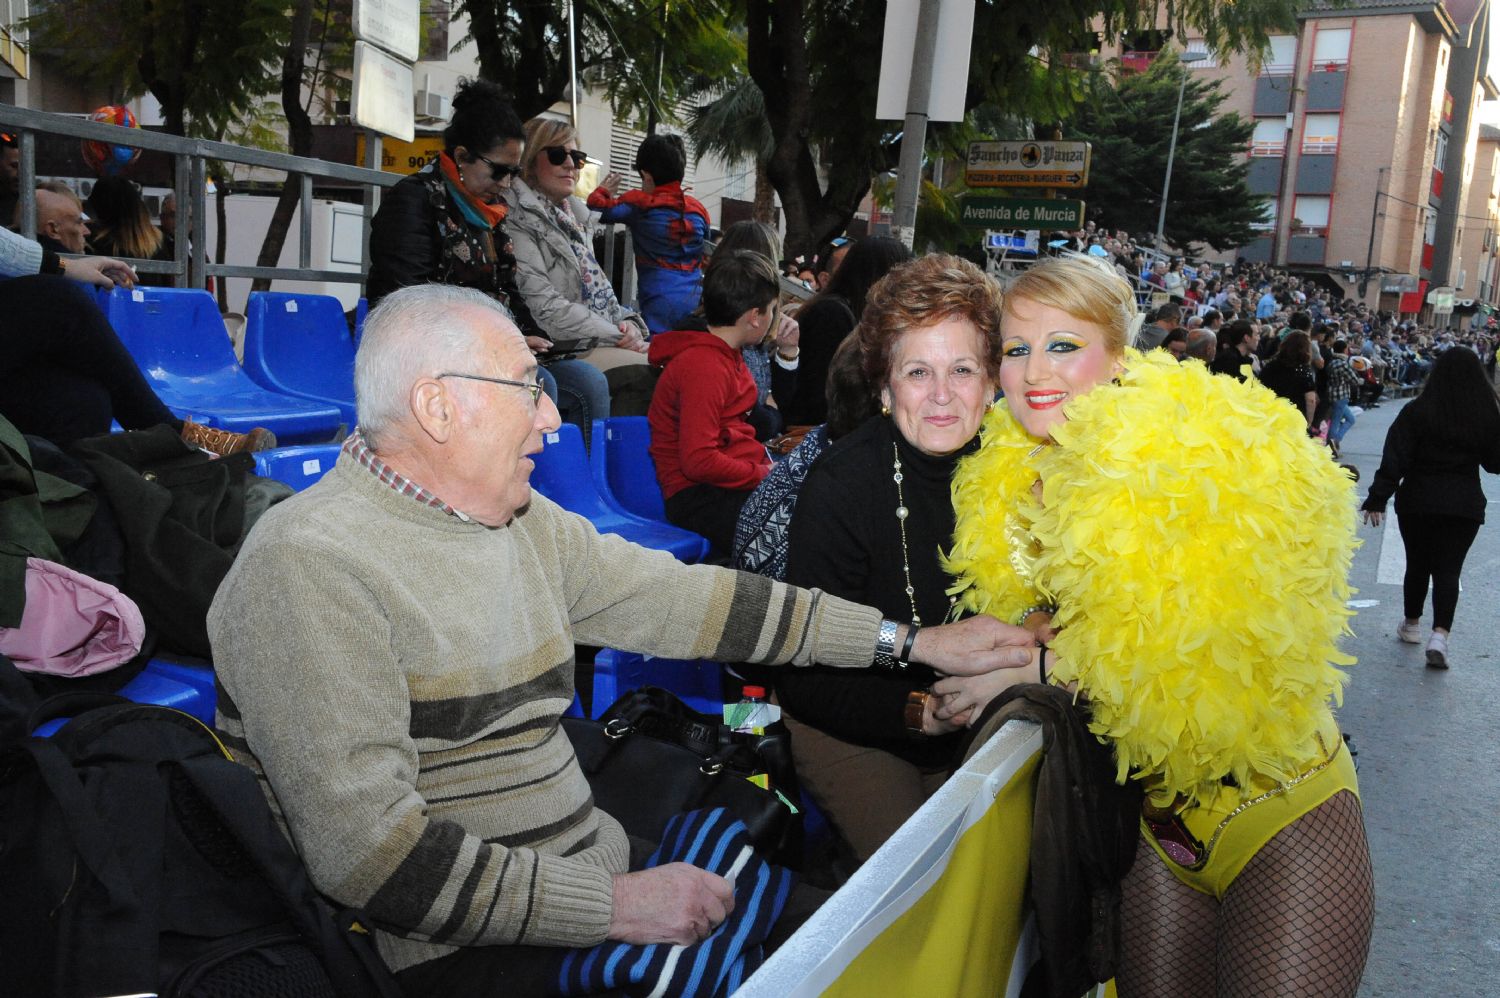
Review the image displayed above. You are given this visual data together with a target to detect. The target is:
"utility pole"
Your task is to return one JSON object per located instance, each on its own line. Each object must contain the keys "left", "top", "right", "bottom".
{"left": 1360, "top": 166, "right": 1388, "bottom": 300}
{"left": 1154, "top": 52, "right": 1207, "bottom": 249}
{"left": 891, "top": 0, "right": 943, "bottom": 251}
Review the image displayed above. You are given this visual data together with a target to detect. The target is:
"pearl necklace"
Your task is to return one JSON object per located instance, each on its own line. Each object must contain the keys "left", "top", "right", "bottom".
{"left": 892, "top": 442, "right": 921, "bottom": 625}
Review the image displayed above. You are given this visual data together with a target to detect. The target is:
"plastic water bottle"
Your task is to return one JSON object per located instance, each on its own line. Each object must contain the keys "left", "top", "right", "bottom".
{"left": 730, "top": 685, "right": 771, "bottom": 734}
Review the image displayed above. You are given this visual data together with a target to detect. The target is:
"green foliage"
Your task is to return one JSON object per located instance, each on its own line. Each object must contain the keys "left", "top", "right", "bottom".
{"left": 26, "top": 0, "right": 289, "bottom": 138}
{"left": 1064, "top": 51, "right": 1264, "bottom": 251}
{"left": 685, "top": 77, "right": 772, "bottom": 166}
{"left": 457, "top": 0, "right": 743, "bottom": 124}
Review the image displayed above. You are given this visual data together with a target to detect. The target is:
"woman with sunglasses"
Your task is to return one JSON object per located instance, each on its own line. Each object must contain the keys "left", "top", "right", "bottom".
{"left": 367, "top": 79, "right": 610, "bottom": 447}
{"left": 503, "top": 117, "right": 655, "bottom": 422}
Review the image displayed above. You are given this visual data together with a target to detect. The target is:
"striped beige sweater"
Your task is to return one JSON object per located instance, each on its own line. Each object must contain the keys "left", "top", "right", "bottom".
{"left": 207, "top": 453, "right": 881, "bottom": 972}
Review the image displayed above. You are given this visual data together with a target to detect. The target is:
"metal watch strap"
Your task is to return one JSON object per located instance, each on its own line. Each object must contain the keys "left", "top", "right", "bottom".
{"left": 874, "top": 617, "right": 900, "bottom": 670}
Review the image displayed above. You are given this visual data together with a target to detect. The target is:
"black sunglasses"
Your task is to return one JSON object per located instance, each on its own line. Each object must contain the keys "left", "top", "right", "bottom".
{"left": 542, "top": 146, "right": 588, "bottom": 168}
{"left": 470, "top": 150, "right": 523, "bottom": 180}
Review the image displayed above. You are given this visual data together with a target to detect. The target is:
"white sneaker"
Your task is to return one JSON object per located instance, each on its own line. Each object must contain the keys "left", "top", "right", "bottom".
{"left": 1350, "top": 406, "right": 1365, "bottom": 416}
{"left": 1397, "top": 621, "right": 1423, "bottom": 644}
{"left": 1426, "top": 631, "right": 1449, "bottom": 669}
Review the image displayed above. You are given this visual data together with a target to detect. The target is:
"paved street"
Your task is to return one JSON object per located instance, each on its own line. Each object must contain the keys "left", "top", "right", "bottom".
{"left": 1331, "top": 392, "right": 1500, "bottom": 997}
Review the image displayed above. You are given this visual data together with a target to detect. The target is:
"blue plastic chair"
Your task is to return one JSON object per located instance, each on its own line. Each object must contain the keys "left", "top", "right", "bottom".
{"left": 254, "top": 444, "right": 343, "bottom": 492}
{"left": 531, "top": 423, "right": 709, "bottom": 563}
{"left": 597, "top": 416, "right": 669, "bottom": 522}
{"left": 31, "top": 658, "right": 217, "bottom": 736}
{"left": 588, "top": 649, "right": 725, "bottom": 718}
{"left": 101, "top": 287, "right": 344, "bottom": 442}
{"left": 242, "top": 292, "right": 357, "bottom": 425}
{"left": 353, "top": 296, "right": 368, "bottom": 348}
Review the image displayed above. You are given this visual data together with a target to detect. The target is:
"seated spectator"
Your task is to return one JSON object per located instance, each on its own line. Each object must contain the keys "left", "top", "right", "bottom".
{"left": 813, "top": 236, "right": 852, "bottom": 291}
{"left": 778, "top": 236, "right": 911, "bottom": 427}
{"left": 0, "top": 225, "right": 272, "bottom": 453}
{"left": 586, "top": 133, "right": 709, "bottom": 335}
{"left": 1159, "top": 326, "right": 1189, "bottom": 361}
{"left": 17, "top": 183, "right": 90, "bottom": 254}
{"left": 776, "top": 254, "right": 1010, "bottom": 865}
{"left": 206, "top": 282, "right": 1033, "bottom": 995}
{"left": 366, "top": 79, "right": 610, "bottom": 448}
{"left": 0, "top": 132, "right": 17, "bottom": 228}
{"left": 1211, "top": 319, "right": 1258, "bottom": 381}
{"left": 85, "top": 176, "right": 173, "bottom": 287}
{"left": 1185, "top": 327, "right": 1217, "bottom": 363}
{"left": 1136, "top": 300, "right": 1181, "bottom": 350}
{"left": 648, "top": 250, "right": 780, "bottom": 554}
{"left": 503, "top": 117, "right": 655, "bottom": 415}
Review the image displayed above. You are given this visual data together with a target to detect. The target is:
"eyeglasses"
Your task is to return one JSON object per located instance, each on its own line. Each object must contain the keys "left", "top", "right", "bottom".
{"left": 436, "top": 372, "right": 545, "bottom": 404}
{"left": 542, "top": 146, "right": 589, "bottom": 168}
{"left": 471, "top": 151, "right": 523, "bottom": 180}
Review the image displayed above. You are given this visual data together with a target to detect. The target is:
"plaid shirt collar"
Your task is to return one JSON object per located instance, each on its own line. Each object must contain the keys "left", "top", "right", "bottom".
{"left": 343, "top": 430, "right": 472, "bottom": 522}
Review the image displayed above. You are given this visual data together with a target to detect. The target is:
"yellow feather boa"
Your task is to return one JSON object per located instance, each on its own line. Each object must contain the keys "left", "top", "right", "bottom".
{"left": 947, "top": 350, "right": 1359, "bottom": 806}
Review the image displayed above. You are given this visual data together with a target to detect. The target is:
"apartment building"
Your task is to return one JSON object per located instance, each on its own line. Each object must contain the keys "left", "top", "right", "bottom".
{"left": 1084, "top": 1, "right": 1497, "bottom": 319}
{"left": 1455, "top": 123, "right": 1500, "bottom": 320}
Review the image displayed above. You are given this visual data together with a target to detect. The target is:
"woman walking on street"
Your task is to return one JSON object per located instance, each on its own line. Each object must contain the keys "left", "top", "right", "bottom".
{"left": 1361, "top": 347, "right": 1500, "bottom": 667}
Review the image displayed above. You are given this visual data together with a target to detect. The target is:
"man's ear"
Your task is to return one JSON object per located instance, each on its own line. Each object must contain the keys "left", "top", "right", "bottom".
{"left": 410, "top": 379, "right": 454, "bottom": 444}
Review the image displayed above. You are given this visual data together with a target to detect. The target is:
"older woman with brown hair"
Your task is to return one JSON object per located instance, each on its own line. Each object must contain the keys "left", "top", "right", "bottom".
{"left": 773, "top": 253, "right": 1030, "bottom": 865}
{"left": 502, "top": 116, "right": 653, "bottom": 414}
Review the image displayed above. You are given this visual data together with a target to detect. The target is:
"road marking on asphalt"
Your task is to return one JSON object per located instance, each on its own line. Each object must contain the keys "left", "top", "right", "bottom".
{"left": 1376, "top": 511, "right": 1405, "bottom": 585}
{"left": 1347, "top": 599, "right": 1381, "bottom": 608}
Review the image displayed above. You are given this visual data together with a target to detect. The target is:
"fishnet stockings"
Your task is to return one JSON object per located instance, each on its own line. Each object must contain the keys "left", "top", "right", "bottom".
{"left": 1117, "top": 790, "right": 1374, "bottom": 997}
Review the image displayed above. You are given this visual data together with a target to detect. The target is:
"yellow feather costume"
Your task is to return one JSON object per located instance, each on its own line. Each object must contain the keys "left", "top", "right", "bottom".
{"left": 947, "top": 350, "right": 1359, "bottom": 808}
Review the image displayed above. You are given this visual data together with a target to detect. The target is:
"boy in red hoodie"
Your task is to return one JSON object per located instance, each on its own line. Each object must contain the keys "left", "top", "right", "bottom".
{"left": 648, "top": 251, "right": 779, "bottom": 553}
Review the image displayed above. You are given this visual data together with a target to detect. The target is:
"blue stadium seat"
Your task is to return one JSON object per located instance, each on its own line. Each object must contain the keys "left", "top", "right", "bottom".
{"left": 587, "top": 649, "right": 725, "bottom": 718}
{"left": 254, "top": 444, "right": 342, "bottom": 492}
{"left": 596, "top": 416, "right": 669, "bottom": 522}
{"left": 531, "top": 423, "right": 709, "bottom": 563}
{"left": 101, "top": 286, "right": 344, "bottom": 442}
{"left": 242, "top": 292, "right": 357, "bottom": 425}
{"left": 31, "top": 659, "right": 216, "bottom": 736}
{"left": 353, "top": 296, "right": 368, "bottom": 347}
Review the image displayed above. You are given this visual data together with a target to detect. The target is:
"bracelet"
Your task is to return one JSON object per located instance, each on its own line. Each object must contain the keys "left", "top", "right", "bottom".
{"left": 1038, "top": 644, "right": 1048, "bottom": 686}
{"left": 1015, "top": 602, "right": 1058, "bottom": 627}
{"left": 904, "top": 689, "right": 930, "bottom": 737}
{"left": 898, "top": 622, "right": 920, "bottom": 666}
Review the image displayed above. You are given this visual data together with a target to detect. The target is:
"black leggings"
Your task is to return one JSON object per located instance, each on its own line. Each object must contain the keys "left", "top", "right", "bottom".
{"left": 0, "top": 275, "right": 178, "bottom": 446}
{"left": 1397, "top": 511, "right": 1482, "bottom": 630}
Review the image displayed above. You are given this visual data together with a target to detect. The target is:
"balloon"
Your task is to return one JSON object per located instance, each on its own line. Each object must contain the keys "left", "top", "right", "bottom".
{"left": 80, "top": 105, "right": 142, "bottom": 178}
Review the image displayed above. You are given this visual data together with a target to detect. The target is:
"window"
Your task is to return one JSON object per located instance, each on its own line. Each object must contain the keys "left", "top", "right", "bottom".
{"left": 1184, "top": 39, "right": 1219, "bottom": 69}
{"left": 1253, "top": 198, "right": 1279, "bottom": 230}
{"left": 1265, "top": 35, "right": 1296, "bottom": 74}
{"left": 1424, "top": 209, "right": 1438, "bottom": 247}
{"left": 1293, "top": 196, "right": 1330, "bottom": 229}
{"left": 1434, "top": 130, "right": 1449, "bottom": 168}
{"left": 1252, "top": 119, "right": 1287, "bottom": 155}
{"left": 1311, "top": 28, "right": 1351, "bottom": 69}
{"left": 1302, "top": 114, "right": 1341, "bottom": 154}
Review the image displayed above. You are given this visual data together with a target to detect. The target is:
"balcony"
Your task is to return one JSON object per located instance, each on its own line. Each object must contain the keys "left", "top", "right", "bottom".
{"left": 1422, "top": 242, "right": 1435, "bottom": 271}
{"left": 1254, "top": 76, "right": 1294, "bottom": 116}
{"left": 1304, "top": 71, "right": 1347, "bottom": 112}
{"left": 1432, "top": 169, "right": 1445, "bottom": 199}
{"left": 1248, "top": 157, "right": 1283, "bottom": 196}
{"left": 1121, "top": 50, "right": 1159, "bottom": 73}
{"left": 1238, "top": 236, "right": 1274, "bottom": 263}
{"left": 1287, "top": 230, "right": 1328, "bottom": 265}
{"left": 1295, "top": 155, "right": 1336, "bottom": 195}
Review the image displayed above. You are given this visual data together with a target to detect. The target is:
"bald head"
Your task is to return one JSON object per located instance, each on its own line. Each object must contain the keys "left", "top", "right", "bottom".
{"left": 32, "top": 188, "right": 90, "bottom": 253}
{"left": 1186, "top": 328, "right": 1217, "bottom": 362}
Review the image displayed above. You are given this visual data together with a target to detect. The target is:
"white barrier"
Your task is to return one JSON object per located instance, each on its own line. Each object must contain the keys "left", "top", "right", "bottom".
{"left": 738, "top": 719, "right": 1056, "bottom": 997}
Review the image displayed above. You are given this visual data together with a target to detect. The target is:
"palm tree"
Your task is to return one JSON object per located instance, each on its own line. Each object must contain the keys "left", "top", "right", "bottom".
{"left": 687, "top": 78, "right": 776, "bottom": 225}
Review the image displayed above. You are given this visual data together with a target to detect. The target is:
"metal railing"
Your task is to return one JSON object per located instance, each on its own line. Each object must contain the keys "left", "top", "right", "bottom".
{"left": 0, "top": 104, "right": 398, "bottom": 291}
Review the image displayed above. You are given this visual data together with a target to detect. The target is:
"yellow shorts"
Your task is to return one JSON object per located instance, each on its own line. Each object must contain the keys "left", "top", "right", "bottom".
{"left": 1142, "top": 728, "right": 1360, "bottom": 899}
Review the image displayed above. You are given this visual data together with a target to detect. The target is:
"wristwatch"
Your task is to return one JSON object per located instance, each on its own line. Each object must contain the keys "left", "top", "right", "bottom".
{"left": 874, "top": 618, "right": 901, "bottom": 670}
{"left": 904, "top": 689, "right": 931, "bottom": 736}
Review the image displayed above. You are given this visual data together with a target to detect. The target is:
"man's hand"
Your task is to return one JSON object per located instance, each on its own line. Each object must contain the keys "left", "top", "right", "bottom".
{"left": 525, "top": 335, "right": 553, "bottom": 356}
{"left": 903, "top": 615, "right": 1035, "bottom": 677}
{"left": 67, "top": 256, "right": 137, "bottom": 289}
{"left": 608, "top": 863, "right": 735, "bottom": 946}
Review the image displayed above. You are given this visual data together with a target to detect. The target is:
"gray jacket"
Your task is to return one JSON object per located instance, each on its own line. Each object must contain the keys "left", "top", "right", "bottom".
{"left": 501, "top": 179, "right": 645, "bottom": 353}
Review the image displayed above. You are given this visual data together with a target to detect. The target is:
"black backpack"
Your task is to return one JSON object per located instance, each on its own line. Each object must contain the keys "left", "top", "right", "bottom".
{"left": 0, "top": 694, "right": 403, "bottom": 998}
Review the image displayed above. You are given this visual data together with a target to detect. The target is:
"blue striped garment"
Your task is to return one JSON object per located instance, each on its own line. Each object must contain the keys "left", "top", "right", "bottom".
{"left": 554, "top": 807, "right": 793, "bottom": 997}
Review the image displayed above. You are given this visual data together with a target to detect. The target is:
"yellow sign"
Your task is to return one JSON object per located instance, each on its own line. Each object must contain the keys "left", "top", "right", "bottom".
{"left": 355, "top": 133, "right": 446, "bottom": 175}
{"left": 967, "top": 141, "right": 1092, "bottom": 189}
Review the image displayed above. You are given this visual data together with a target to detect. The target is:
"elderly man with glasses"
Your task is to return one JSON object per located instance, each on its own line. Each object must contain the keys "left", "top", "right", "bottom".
{"left": 207, "top": 283, "right": 1035, "bottom": 995}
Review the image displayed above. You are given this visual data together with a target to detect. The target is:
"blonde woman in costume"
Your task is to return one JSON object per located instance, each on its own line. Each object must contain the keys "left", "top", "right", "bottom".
{"left": 935, "top": 256, "right": 1374, "bottom": 996}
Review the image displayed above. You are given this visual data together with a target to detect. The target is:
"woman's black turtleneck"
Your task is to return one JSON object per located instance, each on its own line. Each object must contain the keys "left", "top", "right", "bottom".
{"left": 776, "top": 414, "right": 978, "bottom": 765}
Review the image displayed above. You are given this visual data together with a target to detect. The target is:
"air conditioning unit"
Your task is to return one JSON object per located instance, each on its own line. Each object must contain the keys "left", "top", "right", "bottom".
{"left": 415, "top": 90, "right": 451, "bottom": 121}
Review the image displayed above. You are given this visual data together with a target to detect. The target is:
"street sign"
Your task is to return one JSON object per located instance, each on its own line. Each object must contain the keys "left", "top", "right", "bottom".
{"left": 353, "top": 0, "right": 421, "bottom": 63}
{"left": 961, "top": 197, "right": 1085, "bottom": 230}
{"left": 875, "top": 0, "right": 975, "bottom": 122}
{"left": 352, "top": 41, "right": 415, "bottom": 142}
{"left": 356, "top": 133, "right": 444, "bottom": 174}
{"left": 1427, "top": 285, "right": 1456, "bottom": 314}
{"left": 966, "top": 141, "right": 1092, "bottom": 189}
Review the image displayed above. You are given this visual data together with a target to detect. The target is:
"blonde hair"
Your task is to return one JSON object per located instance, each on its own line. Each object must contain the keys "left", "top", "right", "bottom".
{"left": 1003, "top": 256, "right": 1135, "bottom": 355}
{"left": 520, "top": 117, "right": 579, "bottom": 188}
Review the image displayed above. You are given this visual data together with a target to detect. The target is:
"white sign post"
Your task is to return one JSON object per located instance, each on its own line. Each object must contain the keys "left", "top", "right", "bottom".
{"left": 352, "top": 41, "right": 416, "bottom": 143}
{"left": 353, "top": 0, "right": 421, "bottom": 63}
